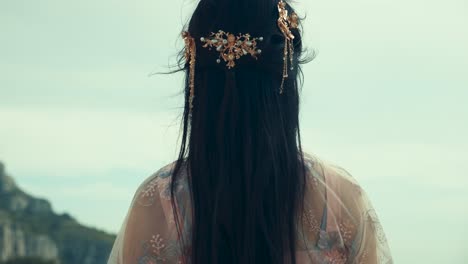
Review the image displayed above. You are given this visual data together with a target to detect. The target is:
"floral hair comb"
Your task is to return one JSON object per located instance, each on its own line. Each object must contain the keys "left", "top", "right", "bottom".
{"left": 182, "top": 0, "right": 299, "bottom": 110}
{"left": 200, "top": 30, "right": 263, "bottom": 69}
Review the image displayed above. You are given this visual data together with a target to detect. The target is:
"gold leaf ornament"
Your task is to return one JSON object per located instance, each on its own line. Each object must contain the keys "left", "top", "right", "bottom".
{"left": 200, "top": 30, "right": 264, "bottom": 69}
{"left": 277, "top": 0, "right": 299, "bottom": 93}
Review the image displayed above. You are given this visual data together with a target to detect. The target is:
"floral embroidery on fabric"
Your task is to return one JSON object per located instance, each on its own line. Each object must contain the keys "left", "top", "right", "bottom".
{"left": 357, "top": 250, "right": 369, "bottom": 264}
{"left": 141, "top": 178, "right": 159, "bottom": 199}
{"left": 150, "top": 234, "right": 166, "bottom": 261}
{"left": 137, "top": 233, "right": 182, "bottom": 264}
{"left": 138, "top": 165, "right": 187, "bottom": 206}
{"left": 303, "top": 209, "right": 321, "bottom": 233}
{"left": 323, "top": 248, "right": 347, "bottom": 264}
{"left": 338, "top": 219, "right": 355, "bottom": 246}
{"left": 138, "top": 240, "right": 166, "bottom": 264}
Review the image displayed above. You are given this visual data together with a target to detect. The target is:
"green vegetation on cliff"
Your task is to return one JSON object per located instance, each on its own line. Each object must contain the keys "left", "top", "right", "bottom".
{"left": 0, "top": 161, "right": 116, "bottom": 264}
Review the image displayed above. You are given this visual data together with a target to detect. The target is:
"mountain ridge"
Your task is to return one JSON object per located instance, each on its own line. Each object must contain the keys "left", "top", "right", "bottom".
{"left": 0, "top": 161, "right": 115, "bottom": 264}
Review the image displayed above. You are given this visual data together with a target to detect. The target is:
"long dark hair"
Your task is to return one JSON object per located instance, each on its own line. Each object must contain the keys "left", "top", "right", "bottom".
{"left": 169, "top": 0, "right": 314, "bottom": 263}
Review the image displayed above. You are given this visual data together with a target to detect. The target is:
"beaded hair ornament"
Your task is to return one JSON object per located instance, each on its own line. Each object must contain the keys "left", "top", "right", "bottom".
{"left": 182, "top": 0, "right": 299, "bottom": 110}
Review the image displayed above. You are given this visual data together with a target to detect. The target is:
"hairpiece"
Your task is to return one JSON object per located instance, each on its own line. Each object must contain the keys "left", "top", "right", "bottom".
{"left": 182, "top": 31, "right": 196, "bottom": 110}
{"left": 277, "top": 0, "right": 299, "bottom": 93}
{"left": 181, "top": 0, "right": 300, "bottom": 111}
{"left": 200, "top": 30, "right": 263, "bottom": 69}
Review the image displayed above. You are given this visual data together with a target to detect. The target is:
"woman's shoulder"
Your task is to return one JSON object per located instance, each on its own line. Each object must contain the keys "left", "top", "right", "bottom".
{"left": 303, "top": 151, "right": 363, "bottom": 195}
{"left": 302, "top": 151, "right": 367, "bottom": 231}
{"left": 132, "top": 160, "right": 187, "bottom": 206}
{"left": 135, "top": 160, "right": 176, "bottom": 189}
{"left": 300, "top": 152, "right": 393, "bottom": 264}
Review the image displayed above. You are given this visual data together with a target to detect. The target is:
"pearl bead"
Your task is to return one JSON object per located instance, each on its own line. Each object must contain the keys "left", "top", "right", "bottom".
{"left": 258, "top": 37, "right": 264, "bottom": 41}
{"left": 211, "top": 39, "right": 218, "bottom": 43}
{"left": 257, "top": 49, "right": 262, "bottom": 54}
{"left": 246, "top": 41, "right": 252, "bottom": 46}
{"left": 222, "top": 39, "right": 227, "bottom": 44}
{"left": 200, "top": 37, "right": 205, "bottom": 42}
{"left": 217, "top": 46, "right": 222, "bottom": 51}
{"left": 216, "top": 59, "right": 221, "bottom": 63}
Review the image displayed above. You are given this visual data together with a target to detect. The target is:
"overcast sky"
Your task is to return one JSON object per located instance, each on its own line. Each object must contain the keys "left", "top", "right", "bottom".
{"left": 1, "top": 0, "right": 467, "bottom": 263}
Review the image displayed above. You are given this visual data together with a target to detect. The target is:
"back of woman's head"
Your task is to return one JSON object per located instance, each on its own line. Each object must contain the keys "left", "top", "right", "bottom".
{"left": 170, "top": 0, "right": 314, "bottom": 263}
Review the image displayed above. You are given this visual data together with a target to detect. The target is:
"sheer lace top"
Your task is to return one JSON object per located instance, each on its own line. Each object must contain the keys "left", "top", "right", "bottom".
{"left": 107, "top": 153, "right": 393, "bottom": 264}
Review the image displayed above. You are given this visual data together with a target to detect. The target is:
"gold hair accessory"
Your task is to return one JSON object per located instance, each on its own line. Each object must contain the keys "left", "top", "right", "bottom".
{"left": 200, "top": 30, "right": 263, "bottom": 69}
{"left": 182, "top": 31, "right": 196, "bottom": 110}
{"left": 181, "top": 1, "right": 299, "bottom": 111}
{"left": 277, "top": 0, "right": 299, "bottom": 93}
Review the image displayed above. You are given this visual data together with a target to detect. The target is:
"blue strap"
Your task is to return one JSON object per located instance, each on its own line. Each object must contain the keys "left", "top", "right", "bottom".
{"left": 319, "top": 172, "right": 328, "bottom": 231}
{"left": 320, "top": 203, "right": 327, "bottom": 231}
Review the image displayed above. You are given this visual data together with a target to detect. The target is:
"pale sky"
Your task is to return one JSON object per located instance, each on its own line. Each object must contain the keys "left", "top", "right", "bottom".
{"left": 1, "top": 0, "right": 467, "bottom": 263}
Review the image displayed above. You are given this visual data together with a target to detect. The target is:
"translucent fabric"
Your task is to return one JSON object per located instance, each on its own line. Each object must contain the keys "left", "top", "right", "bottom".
{"left": 107, "top": 153, "right": 393, "bottom": 264}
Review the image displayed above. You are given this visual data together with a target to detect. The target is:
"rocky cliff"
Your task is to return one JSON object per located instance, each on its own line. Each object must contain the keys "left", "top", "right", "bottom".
{"left": 0, "top": 161, "right": 115, "bottom": 264}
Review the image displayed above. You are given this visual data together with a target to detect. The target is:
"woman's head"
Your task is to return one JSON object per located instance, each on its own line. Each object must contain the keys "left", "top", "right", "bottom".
{"left": 170, "top": 1, "right": 314, "bottom": 263}
{"left": 183, "top": 0, "right": 305, "bottom": 112}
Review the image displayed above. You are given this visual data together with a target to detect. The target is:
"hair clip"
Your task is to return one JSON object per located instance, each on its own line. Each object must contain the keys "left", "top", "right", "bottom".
{"left": 200, "top": 30, "right": 263, "bottom": 69}
{"left": 181, "top": 1, "right": 300, "bottom": 111}
{"left": 277, "top": 0, "right": 299, "bottom": 94}
{"left": 182, "top": 31, "right": 196, "bottom": 110}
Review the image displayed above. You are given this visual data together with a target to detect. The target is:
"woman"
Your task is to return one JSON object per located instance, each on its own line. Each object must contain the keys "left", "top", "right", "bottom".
{"left": 107, "top": 0, "right": 393, "bottom": 263}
